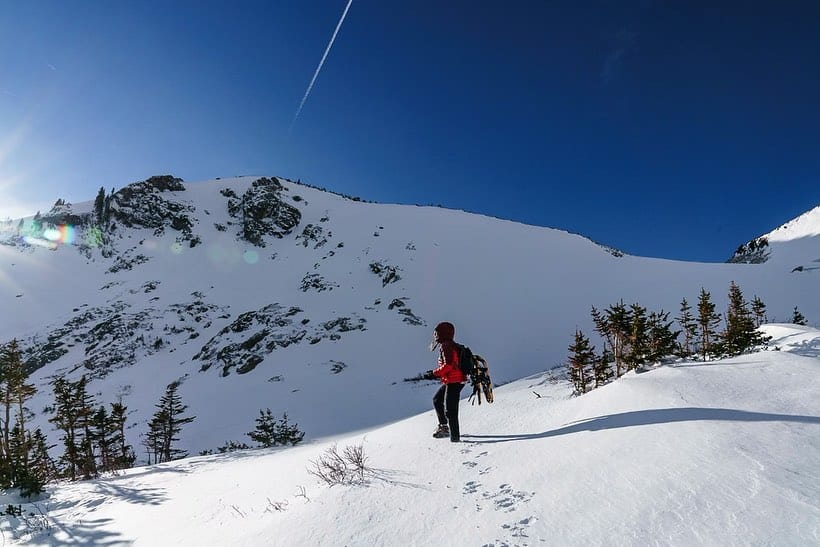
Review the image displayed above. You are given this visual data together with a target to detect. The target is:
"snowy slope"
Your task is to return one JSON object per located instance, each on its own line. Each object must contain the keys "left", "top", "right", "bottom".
{"left": 3, "top": 325, "right": 818, "bottom": 546}
{"left": 0, "top": 176, "right": 817, "bottom": 457}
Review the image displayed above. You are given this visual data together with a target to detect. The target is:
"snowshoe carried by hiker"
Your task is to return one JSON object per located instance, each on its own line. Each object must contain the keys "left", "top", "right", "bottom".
{"left": 467, "top": 353, "right": 494, "bottom": 405}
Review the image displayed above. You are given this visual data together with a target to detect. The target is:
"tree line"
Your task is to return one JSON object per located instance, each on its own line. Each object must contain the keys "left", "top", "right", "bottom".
{"left": 567, "top": 281, "right": 808, "bottom": 394}
{"left": 0, "top": 343, "right": 304, "bottom": 498}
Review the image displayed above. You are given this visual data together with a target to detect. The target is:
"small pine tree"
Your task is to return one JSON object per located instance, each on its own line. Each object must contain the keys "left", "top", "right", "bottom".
{"left": 247, "top": 409, "right": 305, "bottom": 447}
{"left": 26, "top": 428, "right": 56, "bottom": 490}
{"left": 624, "top": 304, "right": 649, "bottom": 371}
{"left": 108, "top": 401, "right": 135, "bottom": 470}
{"left": 94, "top": 187, "right": 106, "bottom": 225}
{"left": 604, "top": 301, "right": 632, "bottom": 377}
{"left": 567, "top": 330, "right": 596, "bottom": 394}
{"left": 647, "top": 310, "right": 680, "bottom": 363}
{"left": 676, "top": 298, "right": 698, "bottom": 357}
{"left": 751, "top": 296, "right": 767, "bottom": 328}
{"left": 593, "top": 350, "right": 614, "bottom": 389}
{"left": 248, "top": 409, "right": 278, "bottom": 447}
{"left": 146, "top": 382, "right": 195, "bottom": 463}
{"left": 791, "top": 306, "right": 807, "bottom": 326}
{"left": 697, "top": 288, "right": 721, "bottom": 361}
{"left": 273, "top": 413, "right": 305, "bottom": 446}
{"left": 90, "top": 406, "right": 114, "bottom": 473}
{"left": 0, "top": 340, "right": 38, "bottom": 493}
{"left": 722, "top": 281, "right": 765, "bottom": 356}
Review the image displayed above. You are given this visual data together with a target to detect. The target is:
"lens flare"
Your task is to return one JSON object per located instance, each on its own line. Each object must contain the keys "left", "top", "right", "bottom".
{"left": 41, "top": 224, "right": 75, "bottom": 245}
{"left": 243, "top": 250, "right": 259, "bottom": 265}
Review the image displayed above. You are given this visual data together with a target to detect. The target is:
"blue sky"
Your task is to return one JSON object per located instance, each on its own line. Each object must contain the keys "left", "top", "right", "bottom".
{"left": 1, "top": 1, "right": 817, "bottom": 262}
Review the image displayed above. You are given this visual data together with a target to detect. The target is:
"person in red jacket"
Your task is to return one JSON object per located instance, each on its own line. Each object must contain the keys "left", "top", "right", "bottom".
{"left": 425, "top": 321, "right": 466, "bottom": 442}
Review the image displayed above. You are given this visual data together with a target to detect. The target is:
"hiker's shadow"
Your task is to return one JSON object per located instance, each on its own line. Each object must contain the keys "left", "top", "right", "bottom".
{"left": 463, "top": 407, "right": 820, "bottom": 444}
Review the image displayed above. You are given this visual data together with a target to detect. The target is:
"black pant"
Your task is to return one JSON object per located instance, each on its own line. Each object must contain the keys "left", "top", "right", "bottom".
{"left": 433, "top": 383, "right": 465, "bottom": 440}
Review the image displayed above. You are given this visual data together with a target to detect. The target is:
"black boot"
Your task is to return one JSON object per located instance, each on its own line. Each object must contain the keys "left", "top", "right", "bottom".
{"left": 432, "top": 424, "right": 449, "bottom": 438}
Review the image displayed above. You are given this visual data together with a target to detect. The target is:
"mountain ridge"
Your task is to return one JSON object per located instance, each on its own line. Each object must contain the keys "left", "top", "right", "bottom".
{"left": 0, "top": 175, "right": 817, "bottom": 455}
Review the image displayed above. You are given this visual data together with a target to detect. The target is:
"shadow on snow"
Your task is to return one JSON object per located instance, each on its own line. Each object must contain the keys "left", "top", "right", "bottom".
{"left": 463, "top": 407, "right": 820, "bottom": 444}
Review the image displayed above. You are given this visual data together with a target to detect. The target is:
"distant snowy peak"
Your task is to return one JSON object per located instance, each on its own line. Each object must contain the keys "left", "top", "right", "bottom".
{"left": 764, "top": 205, "right": 820, "bottom": 243}
{"left": 728, "top": 205, "right": 820, "bottom": 266}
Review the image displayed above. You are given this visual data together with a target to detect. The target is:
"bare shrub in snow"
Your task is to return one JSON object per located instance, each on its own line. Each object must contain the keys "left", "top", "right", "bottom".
{"left": 307, "top": 443, "right": 371, "bottom": 486}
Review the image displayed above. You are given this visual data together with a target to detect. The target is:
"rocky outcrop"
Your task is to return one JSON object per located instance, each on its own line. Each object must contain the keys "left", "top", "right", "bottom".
{"left": 109, "top": 175, "right": 198, "bottom": 245}
{"left": 194, "top": 304, "right": 366, "bottom": 376}
{"left": 370, "top": 261, "right": 402, "bottom": 286}
{"left": 728, "top": 237, "right": 770, "bottom": 264}
{"left": 21, "top": 293, "right": 230, "bottom": 379}
{"left": 225, "top": 177, "right": 302, "bottom": 246}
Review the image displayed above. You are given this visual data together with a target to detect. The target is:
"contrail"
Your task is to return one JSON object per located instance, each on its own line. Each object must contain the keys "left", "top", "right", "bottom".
{"left": 290, "top": 0, "right": 353, "bottom": 132}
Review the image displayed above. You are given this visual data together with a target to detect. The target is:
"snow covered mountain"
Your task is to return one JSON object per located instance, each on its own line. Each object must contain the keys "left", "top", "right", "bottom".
{"left": 3, "top": 323, "right": 819, "bottom": 546}
{"left": 728, "top": 205, "right": 820, "bottom": 268}
{"left": 0, "top": 175, "right": 817, "bottom": 457}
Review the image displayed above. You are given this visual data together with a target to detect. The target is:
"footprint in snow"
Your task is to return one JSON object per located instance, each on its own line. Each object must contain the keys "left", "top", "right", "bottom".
{"left": 482, "top": 484, "right": 535, "bottom": 513}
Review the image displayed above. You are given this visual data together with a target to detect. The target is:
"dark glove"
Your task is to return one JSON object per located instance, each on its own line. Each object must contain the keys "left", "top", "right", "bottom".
{"left": 422, "top": 370, "right": 436, "bottom": 381}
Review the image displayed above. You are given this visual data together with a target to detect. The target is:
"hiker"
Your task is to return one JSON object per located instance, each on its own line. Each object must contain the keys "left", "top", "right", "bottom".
{"left": 424, "top": 321, "right": 466, "bottom": 442}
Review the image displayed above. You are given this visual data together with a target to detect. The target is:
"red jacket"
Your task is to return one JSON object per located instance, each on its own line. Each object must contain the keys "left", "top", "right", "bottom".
{"left": 433, "top": 340, "right": 467, "bottom": 384}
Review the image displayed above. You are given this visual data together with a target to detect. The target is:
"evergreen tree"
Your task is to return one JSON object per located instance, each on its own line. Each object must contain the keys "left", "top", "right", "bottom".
{"left": 604, "top": 301, "right": 632, "bottom": 377}
{"left": 146, "top": 382, "right": 195, "bottom": 463}
{"left": 109, "top": 401, "right": 135, "bottom": 470}
{"left": 567, "top": 330, "right": 596, "bottom": 394}
{"left": 247, "top": 409, "right": 278, "bottom": 447}
{"left": 272, "top": 413, "right": 305, "bottom": 446}
{"left": 625, "top": 304, "right": 648, "bottom": 370}
{"left": 26, "top": 428, "right": 56, "bottom": 491}
{"left": 722, "top": 281, "right": 764, "bottom": 356}
{"left": 751, "top": 296, "right": 767, "bottom": 328}
{"left": 591, "top": 306, "right": 613, "bottom": 356}
{"left": 94, "top": 187, "right": 106, "bottom": 225}
{"left": 102, "top": 193, "right": 113, "bottom": 226}
{"left": 791, "top": 306, "right": 807, "bottom": 326}
{"left": 647, "top": 310, "right": 680, "bottom": 363}
{"left": 697, "top": 288, "right": 721, "bottom": 361}
{"left": 49, "top": 378, "right": 78, "bottom": 480}
{"left": 0, "top": 340, "right": 37, "bottom": 492}
{"left": 676, "top": 298, "right": 698, "bottom": 357}
{"left": 91, "top": 406, "right": 114, "bottom": 473}
{"left": 593, "top": 349, "right": 614, "bottom": 389}
{"left": 49, "top": 376, "right": 96, "bottom": 480}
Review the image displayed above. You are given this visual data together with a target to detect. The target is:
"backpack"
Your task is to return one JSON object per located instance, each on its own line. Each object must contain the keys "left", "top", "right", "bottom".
{"left": 455, "top": 343, "right": 476, "bottom": 377}
{"left": 456, "top": 344, "right": 494, "bottom": 405}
